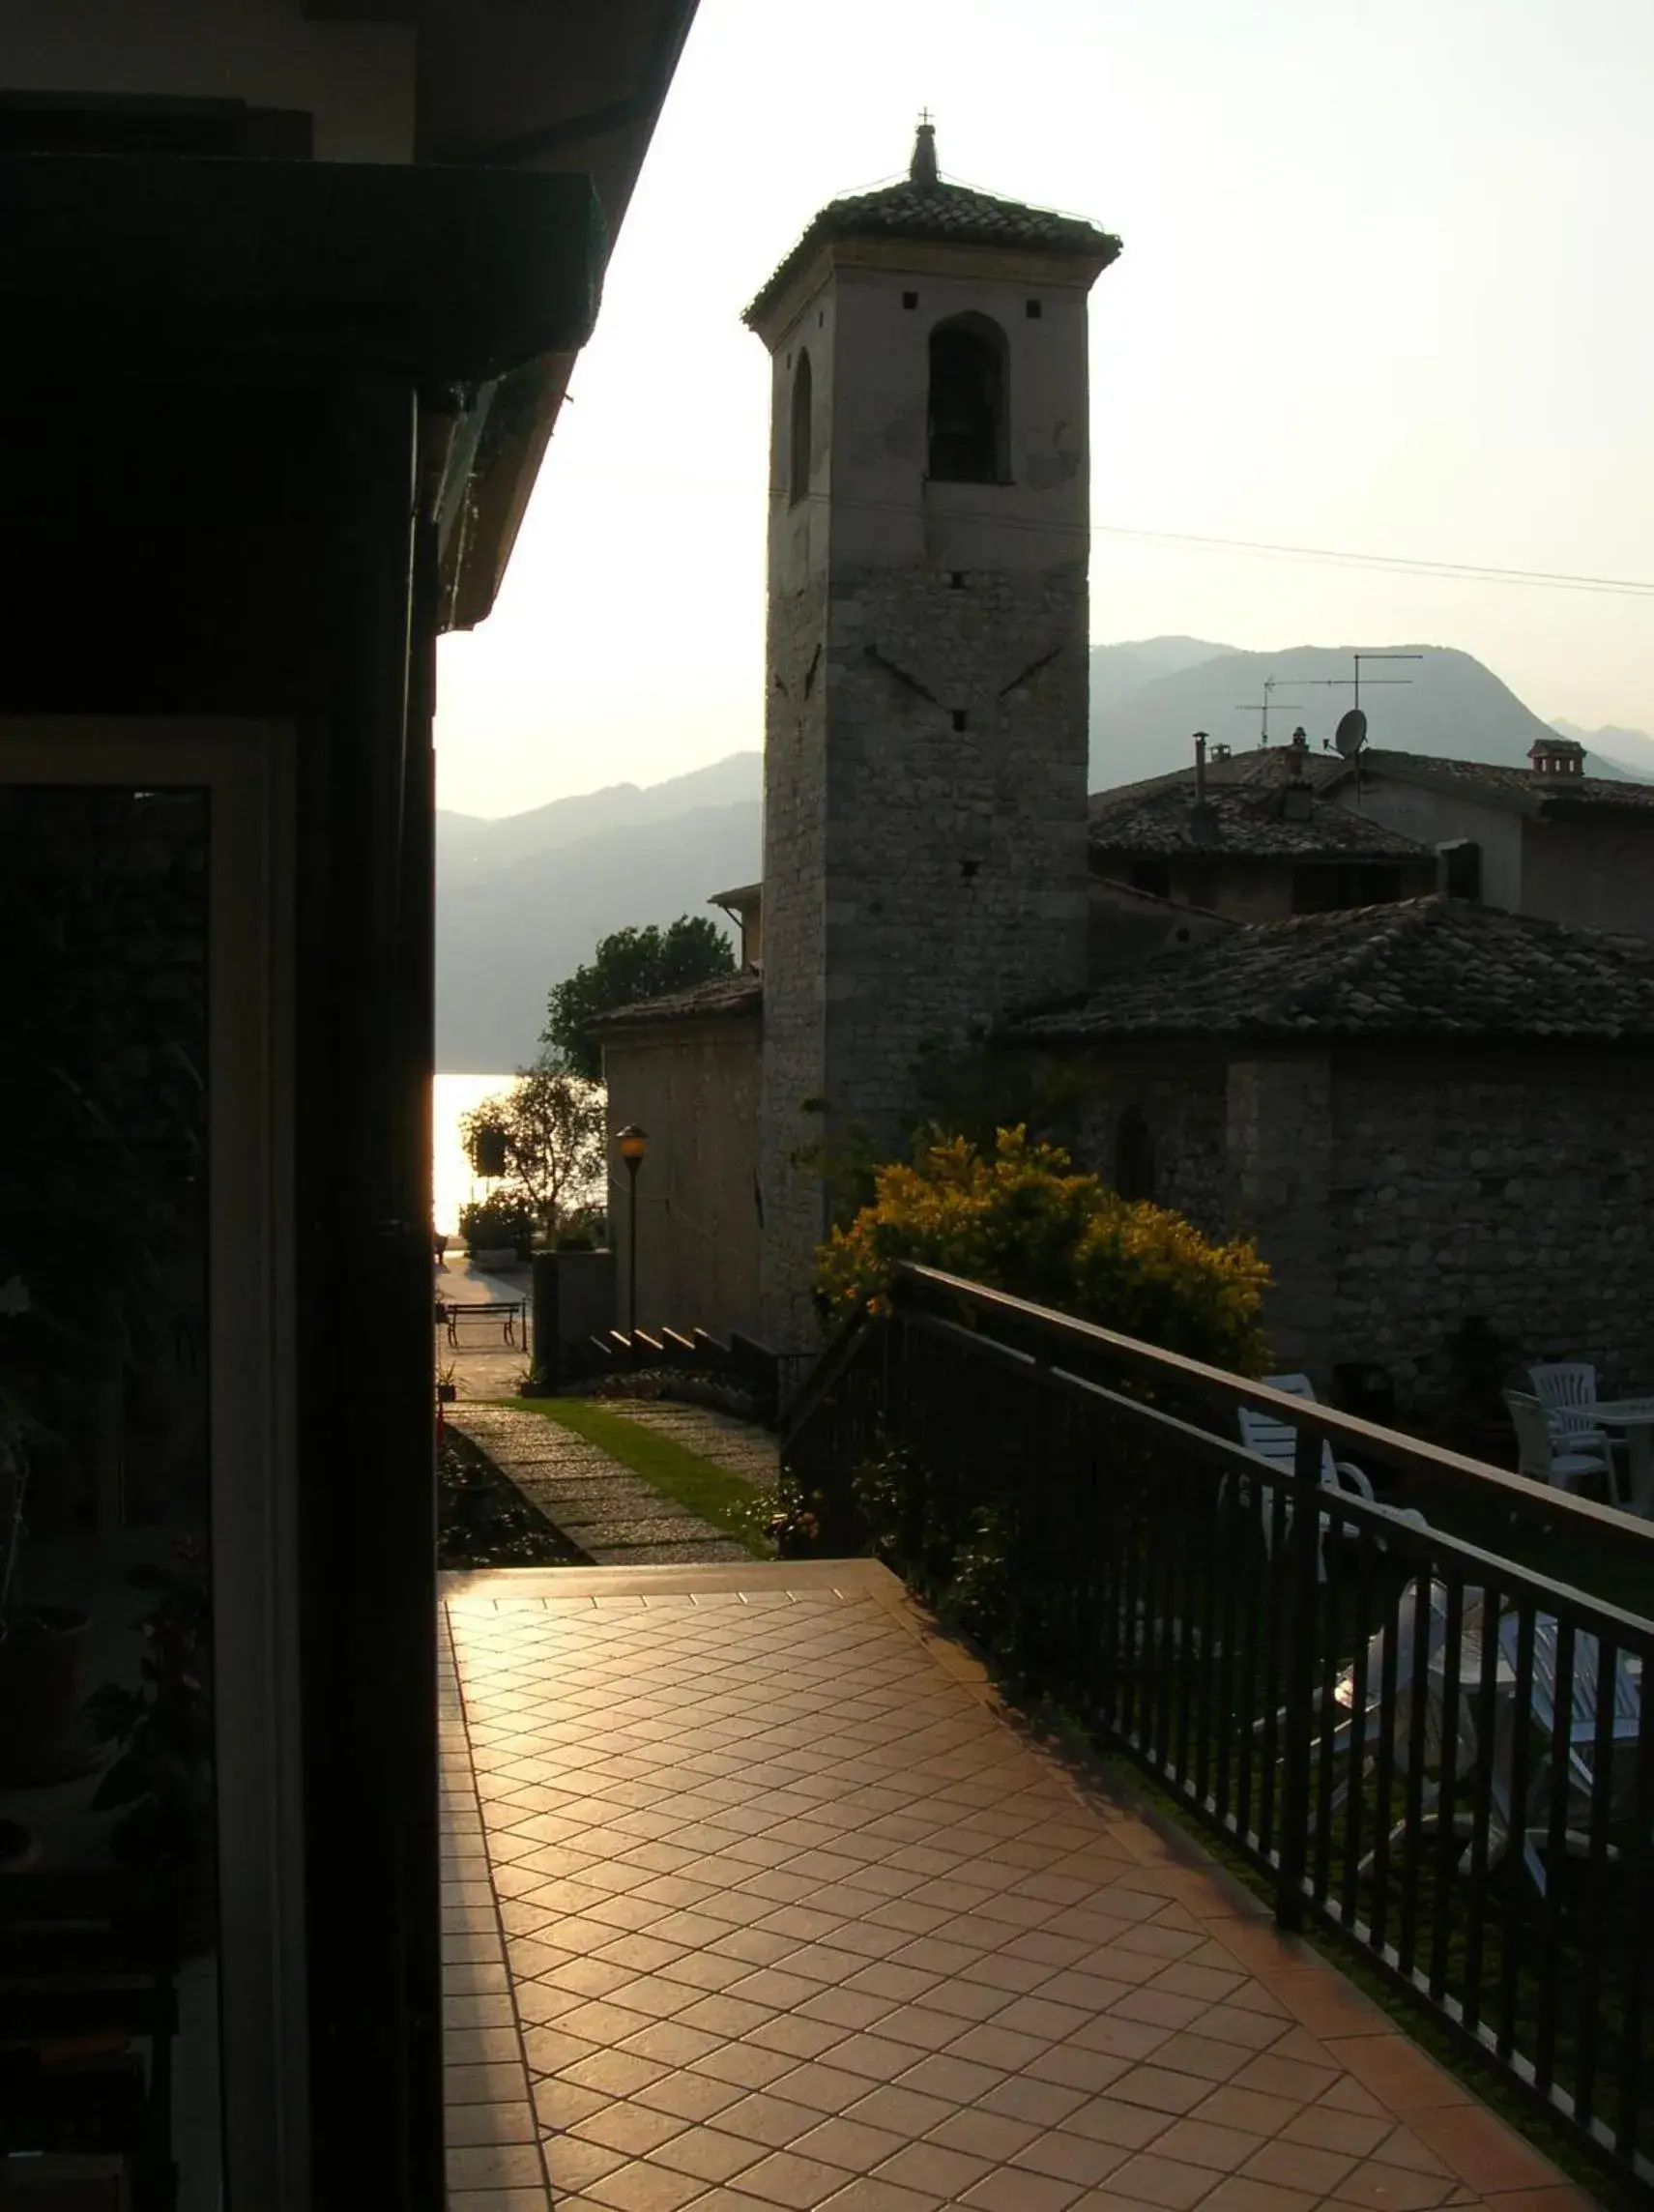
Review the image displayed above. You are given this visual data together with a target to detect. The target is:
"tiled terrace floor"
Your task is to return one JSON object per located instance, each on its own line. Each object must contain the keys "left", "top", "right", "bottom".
{"left": 440, "top": 1561, "right": 1599, "bottom": 2212}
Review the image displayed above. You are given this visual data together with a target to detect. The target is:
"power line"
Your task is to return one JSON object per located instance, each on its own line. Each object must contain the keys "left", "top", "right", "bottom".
{"left": 542, "top": 451, "right": 1654, "bottom": 598}
{"left": 1088, "top": 521, "right": 1654, "bottom": 599}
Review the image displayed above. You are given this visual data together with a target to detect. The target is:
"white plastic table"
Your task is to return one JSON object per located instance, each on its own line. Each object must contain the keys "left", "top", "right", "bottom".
{"left": 1590, "top": 1398, "right": 1654, "bottom": 1516}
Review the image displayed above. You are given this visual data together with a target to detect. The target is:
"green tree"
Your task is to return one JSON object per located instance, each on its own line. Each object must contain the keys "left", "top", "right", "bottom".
{"left": 542, "top": 916, "right": 736, "bottom": 1080}
{"left": 458, "top": 1054, "right": 605, "bottom": 1243}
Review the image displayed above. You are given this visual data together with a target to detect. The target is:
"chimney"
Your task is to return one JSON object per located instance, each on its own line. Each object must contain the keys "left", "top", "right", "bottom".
{"left": 1436, "top": 839, "right": 1481, "bottom": 901}
{"left": 1190, "top": 732, "right": 1218, "bottom": 846}
{"left": 1527, "top": 736, "right": 1585, "bottom": 783}
{"left": 1278, "top": 727, "right": 1314, "bottom": 822}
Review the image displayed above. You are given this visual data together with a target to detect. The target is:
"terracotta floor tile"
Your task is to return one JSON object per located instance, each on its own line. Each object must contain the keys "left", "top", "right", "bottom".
{"left": 875, "top": 2139, "right": 995, "bottom": 2197}
{"left": 1010, "top": 2131, "right": 1134, "bottom": 2190}
{"left": 960, "top": 2168, "right": 1082, "bottom": 2211}
{"left": 1098, "top": 2148, "right": 1217, "bottom": 2208}
{"left": 566, "top": 2103, "right": 686, "bottom": 2159}
{"left": 1196, "top": 2179, "right": 1319, "bottom": 2212}
{"left": 924, "top": 2106, "right": 1041, "bottom": 2162}
{"left": 1108, "top": 2064, "right": 1215, "bottom": 2117}
{"left": 444, "top": 1576, "right": 1578, "bottom": 2212}
{"left": 445, "top": 2141, "right": 549, "bottom": 2191}
{"left": 580, "top": 2160, "right": 706, "bottom": 2211}
{"left": 1403, "top": 2106, "right": 1566, "bottom": 2194}
{"left": 1320, "top": 2161, "right": 1457, "bottom": 2210}
{"left": 1239, "top": 2135, "right": 1361, "bottom": 2194}
{"left": 543, "top": 2137, "right": 628, "bottom": 2193}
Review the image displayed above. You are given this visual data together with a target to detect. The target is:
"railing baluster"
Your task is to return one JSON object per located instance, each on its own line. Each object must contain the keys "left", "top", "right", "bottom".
{"left": 1275, "top": 1423, "right": 1321, "bottom": 1927}
{"left": 1497, "top": 1603, "right": 1536, "bottom": 2062}
{"left": 1394, "top": 1561, "right": 1435, "bottom": 1982}
{"left": 1341, "top": 1519, "right": 1375, "bottom": 1930}
{"left": 1212, "top": 1462, "right": 1240, "bottom": 1832}
{"left": 1461, "top": 1576, "right": 1503, "bottom": 2040}
{"left": 1614, "top": 1669, "right": 1654, "bottom": 2169}
{"left": 1571, "top": 1632, "right": 1616, "bottom": 2131}
{"left": 1534, "top": 1617, "right": 1576, "bottom": 2098}
{"left": 1370, "top": 1571, "right": 1403, "bottom": 1959}
{"left": 1427, "top": 1573, "right": 1465, "bottom": 2005}
{"left": 1313, "top": 1500, "right": 1347, "bottom": 1908}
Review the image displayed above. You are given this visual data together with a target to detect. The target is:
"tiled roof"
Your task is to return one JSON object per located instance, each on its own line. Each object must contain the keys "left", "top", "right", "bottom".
{"left": 744, "top": 178, "right": 1120, "bottom": 326}
{"left": 1088, "top": 774, "right": 1434, "bottom": 861}
{"left": 589, "top": 970, "right": 762, "bottom": 1033}
{"left": 1010, "top": 896, "right": 1654, "bottom": 1045}
{"left": 1327, "top": 749, "right": 1654, "bottom": 816}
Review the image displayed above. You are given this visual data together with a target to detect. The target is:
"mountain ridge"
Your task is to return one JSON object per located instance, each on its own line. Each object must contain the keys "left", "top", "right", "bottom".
{"left": 435, "top": 645, "right": 1649, "bottom": 1066}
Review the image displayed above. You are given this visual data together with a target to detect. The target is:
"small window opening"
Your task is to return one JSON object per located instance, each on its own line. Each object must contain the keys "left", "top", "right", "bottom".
{"left": 902, "top": 290, "right": 918, "bottom": 310}
{"left": 1115, "top": 1105, "right": 1155, "bottom": 1204}
{"left": 927, "top": 313, "right": 1010, "bottom": 483}
{"left": 949, "top": 570, "right": 966, "bottom": 589}
{"left": 1025, "top": 298, "right": 1043, "bottom": 319}
{"left": 960, "top": 858, "right": 980, "bottom": 881}
{"left": 817, "top": 309, "right": 825, "bottom": 326}
{"left": 951, "top": 710, "right": 968, "bottom": 732}
{"left": 788, "top": 350, "right": 813, "bottom": 509}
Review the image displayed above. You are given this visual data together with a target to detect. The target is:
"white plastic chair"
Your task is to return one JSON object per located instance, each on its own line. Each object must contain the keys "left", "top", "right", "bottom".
{"left": 1492, "top": 1612, "right": 1643, "bottom": 1893}
{"left": 1529, "top": 1360, "right": 1623, "bottom": 1481}
{"left": 1504, "top": 1390, "right": 1617, "bottom": 1503}
{"left": 1327, "top": 1580, "right": 1485, "bottom": 1827}
{"left": 1235, "top": 1375, "right": 1427, "bottom": 1580}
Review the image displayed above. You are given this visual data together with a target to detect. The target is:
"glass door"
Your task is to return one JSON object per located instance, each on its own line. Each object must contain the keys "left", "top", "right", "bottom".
{"left": 0, "top": 725, "right": 303, "bottom": 2210}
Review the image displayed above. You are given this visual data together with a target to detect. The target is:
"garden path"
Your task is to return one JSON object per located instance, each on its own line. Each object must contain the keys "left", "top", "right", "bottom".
{"left": 449, "top": 1404, "right": 747, "bottom": 1566}
{"left": 438, "top": 1558, "right": 1599, "bottom": 2212}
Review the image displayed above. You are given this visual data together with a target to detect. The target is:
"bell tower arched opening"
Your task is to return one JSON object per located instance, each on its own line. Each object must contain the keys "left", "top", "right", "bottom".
{"left": 927, "top": 312, "right": 1009, "bottom": 484}
{"left": 788, "top": 349, "right": 813, "bottom": 508}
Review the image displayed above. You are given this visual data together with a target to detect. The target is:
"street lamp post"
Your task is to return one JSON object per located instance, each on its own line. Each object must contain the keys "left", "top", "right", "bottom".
{"left": 616, "top": 1124, "right": 649, "bottom": 1338}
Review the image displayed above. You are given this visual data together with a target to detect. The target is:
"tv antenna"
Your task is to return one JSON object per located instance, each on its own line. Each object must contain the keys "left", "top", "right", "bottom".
{"left": 1233, "top": 675, "right": 1303, "bottom": 746}
{"left": 1300, "top": 653, "right": 1423, "bottom": 741}
{"left": 1296, "top": 652, "right": 1423, "bottom": 790}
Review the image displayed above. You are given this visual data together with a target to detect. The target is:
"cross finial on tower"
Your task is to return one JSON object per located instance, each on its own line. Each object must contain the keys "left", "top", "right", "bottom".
{"left": 910, "top": 111, "right": 939, "bottom": 186}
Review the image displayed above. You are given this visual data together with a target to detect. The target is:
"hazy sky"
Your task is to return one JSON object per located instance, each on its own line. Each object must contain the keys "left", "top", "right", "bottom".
{"left": 434, "top": 0, "right": 1654, "bottom": 820}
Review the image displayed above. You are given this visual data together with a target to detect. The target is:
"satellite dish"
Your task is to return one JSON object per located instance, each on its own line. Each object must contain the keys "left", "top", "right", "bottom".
{"left": 1334, "top": 708, "right": 1369, "bottom": 759}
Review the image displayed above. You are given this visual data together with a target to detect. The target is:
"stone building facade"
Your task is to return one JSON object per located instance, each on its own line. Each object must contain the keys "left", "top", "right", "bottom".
{"left": 742, "top": 125, "right": 1120, "bottom": 1346}
{"left": 1013, "top": 897, "right": 1654, "bottom": 1425}
{"left": 592, "top": 974, "right": 763, "bottom": 1341}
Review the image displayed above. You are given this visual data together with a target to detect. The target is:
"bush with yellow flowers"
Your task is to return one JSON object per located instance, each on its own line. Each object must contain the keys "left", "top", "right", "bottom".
{"left": 815, "top": 1125, "right": 1270, "bottom": 1377}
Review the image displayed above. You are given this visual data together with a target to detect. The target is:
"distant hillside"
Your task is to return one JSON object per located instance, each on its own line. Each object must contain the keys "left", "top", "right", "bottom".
{"left": 1088, "top": 638, "right": 1232, "bottom": 713}
{"left": 1550, "top": 719, "right": 1654, "bottom": 782}
{"left": 437, "top": 800, "right": 759, "bottom": 1070}
{"left": 438, "top": 752, "right": 761, "bottom": 885}
{"left": 1088, "top": 643, "right": 1634, "bottom": 791}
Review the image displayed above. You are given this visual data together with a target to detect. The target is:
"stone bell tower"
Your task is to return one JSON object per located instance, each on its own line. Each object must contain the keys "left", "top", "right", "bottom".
{"left": 743, "top": 122, "right": 1120, "bottom": 1346}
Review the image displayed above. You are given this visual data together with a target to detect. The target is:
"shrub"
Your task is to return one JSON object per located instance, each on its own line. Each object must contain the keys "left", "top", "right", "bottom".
{"left": 815, "top": 1125, "right": 1270, "bottom": 1376}
{"left": 458, "top": 1196, "right": 535, "bottom": 1259}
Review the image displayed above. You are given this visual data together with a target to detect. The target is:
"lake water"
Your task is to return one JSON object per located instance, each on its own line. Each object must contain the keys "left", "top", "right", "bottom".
{"left": 432, "top": 1071, "right": 515, "bottom": 1234}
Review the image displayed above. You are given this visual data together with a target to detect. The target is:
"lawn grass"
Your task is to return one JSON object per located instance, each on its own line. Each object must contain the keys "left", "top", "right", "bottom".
{"left": 498, "top": 1394, "right": 776, "bottom": 1559}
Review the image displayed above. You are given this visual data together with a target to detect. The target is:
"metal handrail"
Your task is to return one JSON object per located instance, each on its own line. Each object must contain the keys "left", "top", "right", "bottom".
{"left": 774, "top": 1296, "right": 873, "bottom": 1445}
{"left": 890, "top": 1263, "right": 1654, "bottom": 1556}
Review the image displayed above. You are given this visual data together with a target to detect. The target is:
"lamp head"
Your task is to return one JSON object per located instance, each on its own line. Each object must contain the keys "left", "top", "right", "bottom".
{"left": 617, "top": 1123, "right": 650, "bottom": 1168}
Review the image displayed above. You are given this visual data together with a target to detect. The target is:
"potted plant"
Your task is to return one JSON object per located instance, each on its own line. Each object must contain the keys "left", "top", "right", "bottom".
{"left": 83, "top": 1540, "right": 216, "bottom": 1949}
{"left": 0, "top": 1279, "right": 99, "bottom": 1795}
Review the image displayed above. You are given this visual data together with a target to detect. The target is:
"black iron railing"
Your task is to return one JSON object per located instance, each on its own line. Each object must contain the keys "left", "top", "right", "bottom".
{"left": 781, "top": 1265, "right": 1654, "bottom": 2197}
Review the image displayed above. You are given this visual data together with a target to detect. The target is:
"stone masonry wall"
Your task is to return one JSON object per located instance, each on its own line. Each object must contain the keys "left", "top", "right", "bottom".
{"left": 759, "top": 566, "right": 1090, "bottom": 1348}
{"left": 1063, "top": 1051, "right": 1229, "bottom": 1238}
{"left": 757, "top": 578, "right": 830, "bottom": 1348}
{"left": 822, "top": 562, "right": 1090, "bottom": 1126}
{"left": 1327, "top": 1049, "right": 1654, "bottom": 1412}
